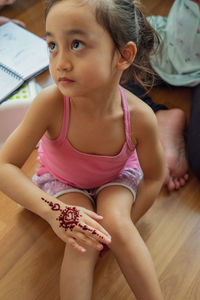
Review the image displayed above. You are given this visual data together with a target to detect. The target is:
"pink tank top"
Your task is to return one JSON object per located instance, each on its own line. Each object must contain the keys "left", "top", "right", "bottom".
{"left": 36, "top": 86, "right": 140, "bottom": 189}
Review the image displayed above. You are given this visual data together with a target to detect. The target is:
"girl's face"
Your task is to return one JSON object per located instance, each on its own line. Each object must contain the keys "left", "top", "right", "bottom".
{"left": 46, "top": 0, "right": 121, "bottom": 98}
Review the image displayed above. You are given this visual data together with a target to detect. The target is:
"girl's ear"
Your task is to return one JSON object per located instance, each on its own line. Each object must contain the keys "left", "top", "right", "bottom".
{"left": 116, "top": 42, "right": 137, "bottom": 71}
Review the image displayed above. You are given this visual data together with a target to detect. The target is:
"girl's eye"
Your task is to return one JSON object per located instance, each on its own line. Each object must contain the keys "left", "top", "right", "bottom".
{"left": 48, "top": 42, "right": 57, "bottom": 53}
{"left": 71, "top": 40, "right": 84, "bottom": 51}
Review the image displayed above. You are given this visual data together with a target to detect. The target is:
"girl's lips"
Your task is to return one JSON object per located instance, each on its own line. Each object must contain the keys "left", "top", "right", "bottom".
{"left": 59, "top": 77, "right": 74, "bottom": 83}
{"left": 58, "top": 77, "right": 75, "bottom": 86}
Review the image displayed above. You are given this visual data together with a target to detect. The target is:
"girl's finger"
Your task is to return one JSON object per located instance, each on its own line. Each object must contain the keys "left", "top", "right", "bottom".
{"left": 67, "top": 237, "right": 86, "bottom": 253}
{"left": 84, "top": 216, "right": 111, "bottom": 240}
{"left": 78, "top": 222, "right": 111, "bottom": 245}
{"left": 75, "top": 232, "right": 104, "bottom": 251}
{"left": 83, "top": 209, "right": 104, "bottom": 221}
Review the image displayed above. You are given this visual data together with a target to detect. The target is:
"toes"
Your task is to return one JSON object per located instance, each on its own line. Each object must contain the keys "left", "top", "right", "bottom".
{"left": 184, "top": 173, "right": 189, "bottom": 181}
{"left": 166, "top": 172, "right": 189, "bottom": 191}
{"left": 167, "top": 177, "right": 182, "bottom": 191}
{"left": 174, "top": 178, "right": 181, "bottom": 190}
{"left": 178, "top": 173, "right": 189, "bottom": 187}
{"left": 167, "top": 177, "right": 176, "bottom": 191}
{"left": 179, "top": 177, "right": 186, "bottom": 186}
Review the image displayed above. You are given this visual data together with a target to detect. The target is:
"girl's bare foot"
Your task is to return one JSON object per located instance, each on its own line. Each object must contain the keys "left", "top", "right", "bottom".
{"left": 156, "top": 109, "right": 189, "bottom": 191}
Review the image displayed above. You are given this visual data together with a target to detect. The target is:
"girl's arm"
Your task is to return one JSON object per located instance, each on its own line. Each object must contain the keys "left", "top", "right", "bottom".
{"left": 0, "top": 87, "right": 111, "bottom": 251}
{"left": 130, "top": 102, "right": 165, "bottom": 224}
{"left": 0, "top": 88, "right": 54, "bottom": 217}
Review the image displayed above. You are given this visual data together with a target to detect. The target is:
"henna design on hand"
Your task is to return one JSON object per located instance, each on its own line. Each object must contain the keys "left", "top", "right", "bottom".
{"left": 41, "top": 197, "right": 81, "bottom": 231}
{"left": 41, "top": 197, "right": 103, "bottom": 238}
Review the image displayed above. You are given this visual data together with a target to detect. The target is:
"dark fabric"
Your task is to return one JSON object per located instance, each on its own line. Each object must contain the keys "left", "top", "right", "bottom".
{"left": 187, "top": 84, "right": 200, "bottom": 179}
{"left": 122, "top": 81, "right": 168, "bottom": 113}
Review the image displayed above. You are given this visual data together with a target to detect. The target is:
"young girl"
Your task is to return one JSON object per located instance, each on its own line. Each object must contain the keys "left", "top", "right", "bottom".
{"left": 0, "top": 0, "right": 165, "bottom": 299}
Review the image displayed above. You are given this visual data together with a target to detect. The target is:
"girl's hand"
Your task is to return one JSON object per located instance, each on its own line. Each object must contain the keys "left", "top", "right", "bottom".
{"left": 42, "top": 197, "right": 111, "bottom": 253}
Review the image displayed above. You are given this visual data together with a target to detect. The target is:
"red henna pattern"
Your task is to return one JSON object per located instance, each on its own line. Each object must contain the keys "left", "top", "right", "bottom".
{"left": 41, "top": 197, "right": 103, "bottom": 239}
{"left": 41, "top": 197, "right": 81, "bottom": 231}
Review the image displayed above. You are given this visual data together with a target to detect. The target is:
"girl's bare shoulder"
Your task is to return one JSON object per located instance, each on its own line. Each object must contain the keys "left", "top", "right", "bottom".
{"left": 125, "top": 88, "right": 153, "bottom": 115}
{"left": 12, "top": 84, "right": 65, "bottom": 142}
{"left": 0, "top": 85, "right": 64, "bottom": 167}
{"left": 124, "top": 88, "right": 158, "bottom": 141}
{"left": 29, "top": 85, "right": 63, "bottom": 123}
{"left": 31, "top": 85, "right": 65, "bottom": 139}
{"left": 34, "top": 84, "right": 63, "bottom": 109}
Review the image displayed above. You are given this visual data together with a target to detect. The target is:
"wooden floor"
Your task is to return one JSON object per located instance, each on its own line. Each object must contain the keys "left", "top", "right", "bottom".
{"left": 0, "top": 1, "right": 200, "bottom": 299}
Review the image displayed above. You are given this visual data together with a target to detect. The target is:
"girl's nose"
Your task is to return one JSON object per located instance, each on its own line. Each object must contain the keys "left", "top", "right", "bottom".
{"left": 57, "top": 51, "right": 72, "bottom": 72}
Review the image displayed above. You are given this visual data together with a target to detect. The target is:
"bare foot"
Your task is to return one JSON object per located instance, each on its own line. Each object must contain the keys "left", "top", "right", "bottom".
{"left": 156, "top": 109, "right": 189, "bottom": 191}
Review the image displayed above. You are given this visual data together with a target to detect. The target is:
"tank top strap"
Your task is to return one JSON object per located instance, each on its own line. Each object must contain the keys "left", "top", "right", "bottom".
{"left": 57, "top": 96, "right": 70, "bottom": 142}
{"left": 119, "top": 85, "right": 135, "bottom": 151}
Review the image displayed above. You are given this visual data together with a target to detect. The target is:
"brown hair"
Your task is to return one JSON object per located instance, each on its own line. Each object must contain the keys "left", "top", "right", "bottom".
{"left": 45, "top": 0, "right": 160, "bottom": 91}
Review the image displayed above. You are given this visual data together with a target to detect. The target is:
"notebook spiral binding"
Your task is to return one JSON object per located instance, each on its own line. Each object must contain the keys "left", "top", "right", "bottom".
{"left": 0, "top": 63, "right": 22, "bottom": 81}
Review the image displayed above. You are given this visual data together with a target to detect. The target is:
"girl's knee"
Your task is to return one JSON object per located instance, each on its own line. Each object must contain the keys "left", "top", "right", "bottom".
{"left": 100, "top": 212, "right": 133, "bottom": 241}
{"left": 64, "top": 242, "right": 99, "bottom": 265}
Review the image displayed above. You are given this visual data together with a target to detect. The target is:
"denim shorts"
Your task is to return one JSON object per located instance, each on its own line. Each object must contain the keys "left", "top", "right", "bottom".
{"left": 32, "top": 168, "right": 142, "bottom": 206}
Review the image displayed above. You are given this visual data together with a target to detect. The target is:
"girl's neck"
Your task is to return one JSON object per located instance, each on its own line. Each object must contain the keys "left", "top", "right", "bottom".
{"left": 70, "top": 84, "right": 121, "bottom": 118}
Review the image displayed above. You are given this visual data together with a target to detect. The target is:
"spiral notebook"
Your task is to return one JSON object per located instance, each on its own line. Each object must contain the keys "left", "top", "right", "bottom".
{"left": 0, "top": 21, "right": 49, "bottom": 104}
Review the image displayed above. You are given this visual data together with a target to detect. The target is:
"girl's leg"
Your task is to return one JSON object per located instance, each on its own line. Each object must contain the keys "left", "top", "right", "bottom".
{"left": 58, "top": 193, "right": 99, "bottom": 300}
{"left": 97, "top": 186, "right": 163, "bottom": 300}
{"left": 187, "top": 84, "right": 200, "bottom": 179}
